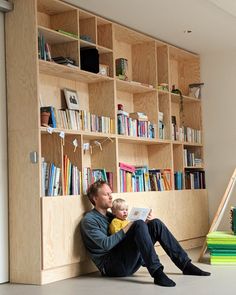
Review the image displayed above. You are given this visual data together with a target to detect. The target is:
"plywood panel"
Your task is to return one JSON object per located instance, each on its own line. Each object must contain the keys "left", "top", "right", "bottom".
{"left": 158, "top": 93, "right": 171, "bottom": 140}
{"left": 117, "top": 90, "right": 134, "bottom": 113}
{"left": 170, "top": 58, "right": 179, "bottom": 89}
{"left": 89, "top": 80, "right": 115, "bottom": 118}
{"left": 173, "top": 144, "right": 184, "bottom": 171}
{"left": 118, "top": 142, "right": 149, "bottom": 167}
{"left": 112, "top": 189, "right": 209, "bottom": 240}
{"left": 51, "top": 10, "right": 79, "bottom": 35}
{"left": 37, "top": 11, "right": 51, "bottom": 28}
{"left": 6, "top": 0, "right": 42, "bottom": 284}
{"left": 97, "top": 22, "right": 113, "bottom": 49}
{"left": 42, "top": 196, "right": 92, "bottom": 269}
{"left": 156, "top": 45, "right": 169, "bottom": 86}
{"left": 132, "top": 41, "right": 157, "bottom": 87}
{"left": 148, "top": 143, "right": 172, "bottom": 169}
{"left": 79, "top": 15, "right": 96, "bottom": 44}
{"left": 133, "top": 91, "right": 158, "bottom": 124}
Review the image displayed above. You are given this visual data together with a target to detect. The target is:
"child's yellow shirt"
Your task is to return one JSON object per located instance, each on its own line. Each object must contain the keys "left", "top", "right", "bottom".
{"left": 109, "top": 218, "right": 129, "bottom": 234}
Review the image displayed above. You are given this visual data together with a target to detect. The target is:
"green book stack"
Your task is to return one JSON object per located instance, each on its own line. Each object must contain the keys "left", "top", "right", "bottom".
{"left": 207, "top": 231, "right": 236, "bottom": 264}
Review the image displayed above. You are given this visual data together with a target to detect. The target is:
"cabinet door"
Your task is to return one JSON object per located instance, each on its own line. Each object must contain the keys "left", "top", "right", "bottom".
{"left": 42, "top": 196, "right": 91, "bottom": 270}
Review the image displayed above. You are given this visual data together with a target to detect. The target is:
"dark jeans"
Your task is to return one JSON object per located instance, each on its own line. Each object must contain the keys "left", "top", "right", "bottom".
{"left": 102, "top": 219, "right": 190, "bottom": 277}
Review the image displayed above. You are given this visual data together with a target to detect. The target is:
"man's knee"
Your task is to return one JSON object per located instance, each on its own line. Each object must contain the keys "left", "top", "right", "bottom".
{"left": 151, "top": 218, "right": 166, "bottom": 228}
{"left": 133, "top": 219, "right": 147, "bottom": 231}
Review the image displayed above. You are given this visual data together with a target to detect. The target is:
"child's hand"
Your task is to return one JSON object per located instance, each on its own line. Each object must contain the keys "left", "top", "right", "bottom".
{"left": 145, "top": 209, "right": 154, "bottom": 223}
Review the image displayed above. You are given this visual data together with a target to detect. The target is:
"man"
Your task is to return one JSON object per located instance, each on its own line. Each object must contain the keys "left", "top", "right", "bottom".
{"left": 80, "top": 180, "right": 210, "bottom": 287}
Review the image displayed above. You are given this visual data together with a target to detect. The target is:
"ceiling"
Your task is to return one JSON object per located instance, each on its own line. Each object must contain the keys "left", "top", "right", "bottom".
{"left": 67, "top": 0, "right": 236, "bottom": 54}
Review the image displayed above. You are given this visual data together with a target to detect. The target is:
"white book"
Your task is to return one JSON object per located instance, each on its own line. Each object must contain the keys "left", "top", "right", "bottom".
{"left": 53, "top": 167, "right": 61, "bottom": 196}
{"left": 128, "top": 207, "right": 151, "bottom": 222}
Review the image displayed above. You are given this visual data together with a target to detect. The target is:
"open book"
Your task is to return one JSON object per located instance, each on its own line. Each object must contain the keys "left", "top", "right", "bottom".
{"left": 128, "top": 207, "right": 151, "bottom": 221}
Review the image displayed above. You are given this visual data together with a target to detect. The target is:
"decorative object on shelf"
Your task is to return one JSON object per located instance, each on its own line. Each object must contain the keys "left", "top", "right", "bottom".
{"left": 99, "top": 64, "right": 109, "bottom": 76}
{"left": 56, "top": 29, "right": 79, "bottom": 39}
{"left": 189, "top": 83, "right": 204, "bottom": 99}
{"left": 80, "top": 47, "right": 99, "bottom": 73}
{"left": 157, "top": 83, "right": 169, "bottom": 91}
{"left": 63, "top": 88, "right": 79, "bottom": 110}
{"left": 171, "top": 85, "right": 184, "bottom": 126}
{"left": 80, "top": 34, "right": 93, "bottom": 43}
{"left": 52, "top": 56, "right": 77, "bottom": 67}
{"left": 115, "top": 58, "right": 128, "bottom": 81}
{"left": 40, "top": 111, "right": 50, "bottom": 127}
{"left": 40, "top": 106, "right": 56, "bottom": 128}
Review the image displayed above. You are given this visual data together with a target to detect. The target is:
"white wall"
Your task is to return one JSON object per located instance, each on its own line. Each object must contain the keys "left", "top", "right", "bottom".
{"left": 0, "top": 12, "right": 9, "bottom": 283}
{"left": 201, "top": 50, "right": 236, "bottom": 230}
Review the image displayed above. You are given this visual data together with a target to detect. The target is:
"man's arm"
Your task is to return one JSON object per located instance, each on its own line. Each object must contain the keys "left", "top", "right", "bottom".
{"left": 81, "top": 218, "right": 125, "bottom": 251}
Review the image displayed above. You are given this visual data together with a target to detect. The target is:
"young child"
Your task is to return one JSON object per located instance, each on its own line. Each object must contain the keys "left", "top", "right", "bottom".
{"left": 109, "top": 198, "right": 130, "bottom": 234}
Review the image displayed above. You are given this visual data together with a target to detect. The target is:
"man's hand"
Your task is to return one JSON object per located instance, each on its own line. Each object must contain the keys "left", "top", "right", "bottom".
{"left": 122, "top": 221, "right": 133, "bottom": 234}
{"left": 145, "top": 209, "right": 154, "bottom": 223}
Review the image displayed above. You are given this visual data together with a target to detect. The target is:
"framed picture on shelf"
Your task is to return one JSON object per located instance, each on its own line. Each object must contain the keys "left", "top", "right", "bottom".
{"left": 64, "top": 88, "right": 79, "bottom": 110}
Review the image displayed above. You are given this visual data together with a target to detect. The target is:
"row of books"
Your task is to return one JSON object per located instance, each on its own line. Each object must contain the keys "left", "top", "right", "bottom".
{"left": 63, "top": 155, "right": 82, "bottom": 195}
{"left": 38, "top": 33, "right": 51, "bottom": 61}
{"left": 119, "top": 162, "right": 172, "bottom": 192}
{"left": 83, "top": 167, "right": 113, "bottom": 195}
{"left": 171, "top": 122, "right": 201, "bottom": 143}
{"left": 174, "top": 171, "right": 183, "bottom": 190}
{"left": 185, "top": 170, "right": 206, "bottom": 189}
{"left": 183, "top": 149, "right": 203, "bottom": 167}
{"left": 117, "top": 111, "right": 155, "bottom": 138}
{"left": 41, "top": 158, "right": 62, "bottom": 196}
{"left": 40, "top": 106, "right": 114, "bottom": 134}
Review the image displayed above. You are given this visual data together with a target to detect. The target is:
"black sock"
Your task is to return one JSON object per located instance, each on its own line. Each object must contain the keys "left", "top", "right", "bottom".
{"left": 183, "top": 261, "right": 211, "bottom": 276}
{"left": 153, "top": 268, "right": 176, "bottom": 287}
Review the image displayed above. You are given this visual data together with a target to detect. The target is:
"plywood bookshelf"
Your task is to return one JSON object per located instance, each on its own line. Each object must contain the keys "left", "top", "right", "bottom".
{"left": 6, "top": 0, "right": 208, "bottom": 285}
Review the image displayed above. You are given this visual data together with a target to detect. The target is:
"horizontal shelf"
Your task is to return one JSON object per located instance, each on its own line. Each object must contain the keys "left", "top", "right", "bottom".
{"left": 173, "top": 141, "right": 203, "bottom": 146}
{"left": 184, "top": 166, "right": 204, "bottom": 169}
{"left": 80, "top": 39, "right": 113, "bottom": 54}
{"left": 171, "top": 92, "right": 201, "bottom": 103}
{"left": 116, "top": 79, "right": 155, "bottom": 94}
{"left": 158, "top": 90, "right": 170, "bottom": 95}
{"left": 39, "top": 60, "right": 114, "bottom": 83}
{"left": 41, "top": 195, "right": 81, "bottom": 199}
{"left": 117, "top": 135, "right": 169, "bottom": 145}
{"left": 38, "top": 26, "right": 79, "bottom": 44}
{"left": 40, "top": 127, "right": 116, "bottom": 139}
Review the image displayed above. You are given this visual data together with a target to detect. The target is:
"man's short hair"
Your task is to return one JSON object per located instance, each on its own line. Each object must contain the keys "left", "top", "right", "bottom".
{"left": 86, "top": 179, "right": 109, "bottom": 205}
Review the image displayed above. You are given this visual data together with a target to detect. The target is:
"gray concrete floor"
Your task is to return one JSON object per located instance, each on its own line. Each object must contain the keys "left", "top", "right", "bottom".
{"left": 0, "top": 248, "right": 235, "bottom": 295}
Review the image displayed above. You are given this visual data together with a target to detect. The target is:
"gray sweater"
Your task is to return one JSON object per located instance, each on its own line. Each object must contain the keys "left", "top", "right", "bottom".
{"left": 80, "top": 209, "right": 125, "bottom": 270}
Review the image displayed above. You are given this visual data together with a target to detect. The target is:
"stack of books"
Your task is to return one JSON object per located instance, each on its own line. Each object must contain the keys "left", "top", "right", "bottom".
{"left": 207, "top": 231, "right": 236, "bottom": 264}
{"left": 41, "top": 158, "right": 62, "bottom": 196}
{"left": 117, "top": 111, "right": 155, "bottom": 139}
{"left": 64, "top": 155, "right": 81, "bottom": 195}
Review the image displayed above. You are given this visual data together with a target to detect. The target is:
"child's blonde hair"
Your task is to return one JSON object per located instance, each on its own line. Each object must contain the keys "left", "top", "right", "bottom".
{"left": 111, "top": 198, "right": 128, "bottom": 213}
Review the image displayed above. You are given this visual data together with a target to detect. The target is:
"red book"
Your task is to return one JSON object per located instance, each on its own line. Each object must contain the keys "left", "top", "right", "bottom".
{"left": 119, "top": 162, "right": 135, "bottom": 173}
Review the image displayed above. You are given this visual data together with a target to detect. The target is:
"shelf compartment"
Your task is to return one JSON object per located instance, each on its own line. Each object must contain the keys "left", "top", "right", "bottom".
{"left": 156, "top": 44, "right": 169, "bottom": 88}
{"left": 169, "top": 46, "right": 200, "bottom": 96}
{"left": 158, "top": 92, "right": 171, "bottom": 140}
{"left": 79, "top": 10, "right": 96, "bottom": 44}
{"left": 82, "top": 135, "right": 117, "bottom": 192}
{"left": 97, "top": 17, "right": 113, "bottom": 50}
{"left": 41, "top": 195, "right": 92, "bottom": 270}
{"left": 37, "top": 0, "right": 78, "bottom": 35}
{"left": 117, "top": 89, "right": 158, "bottom": 139}
{"left": 39, "top": 60, "right": 114, "bottom": 83}
{"left": 114, "top": 25, "right": 157, "bottom": 87}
